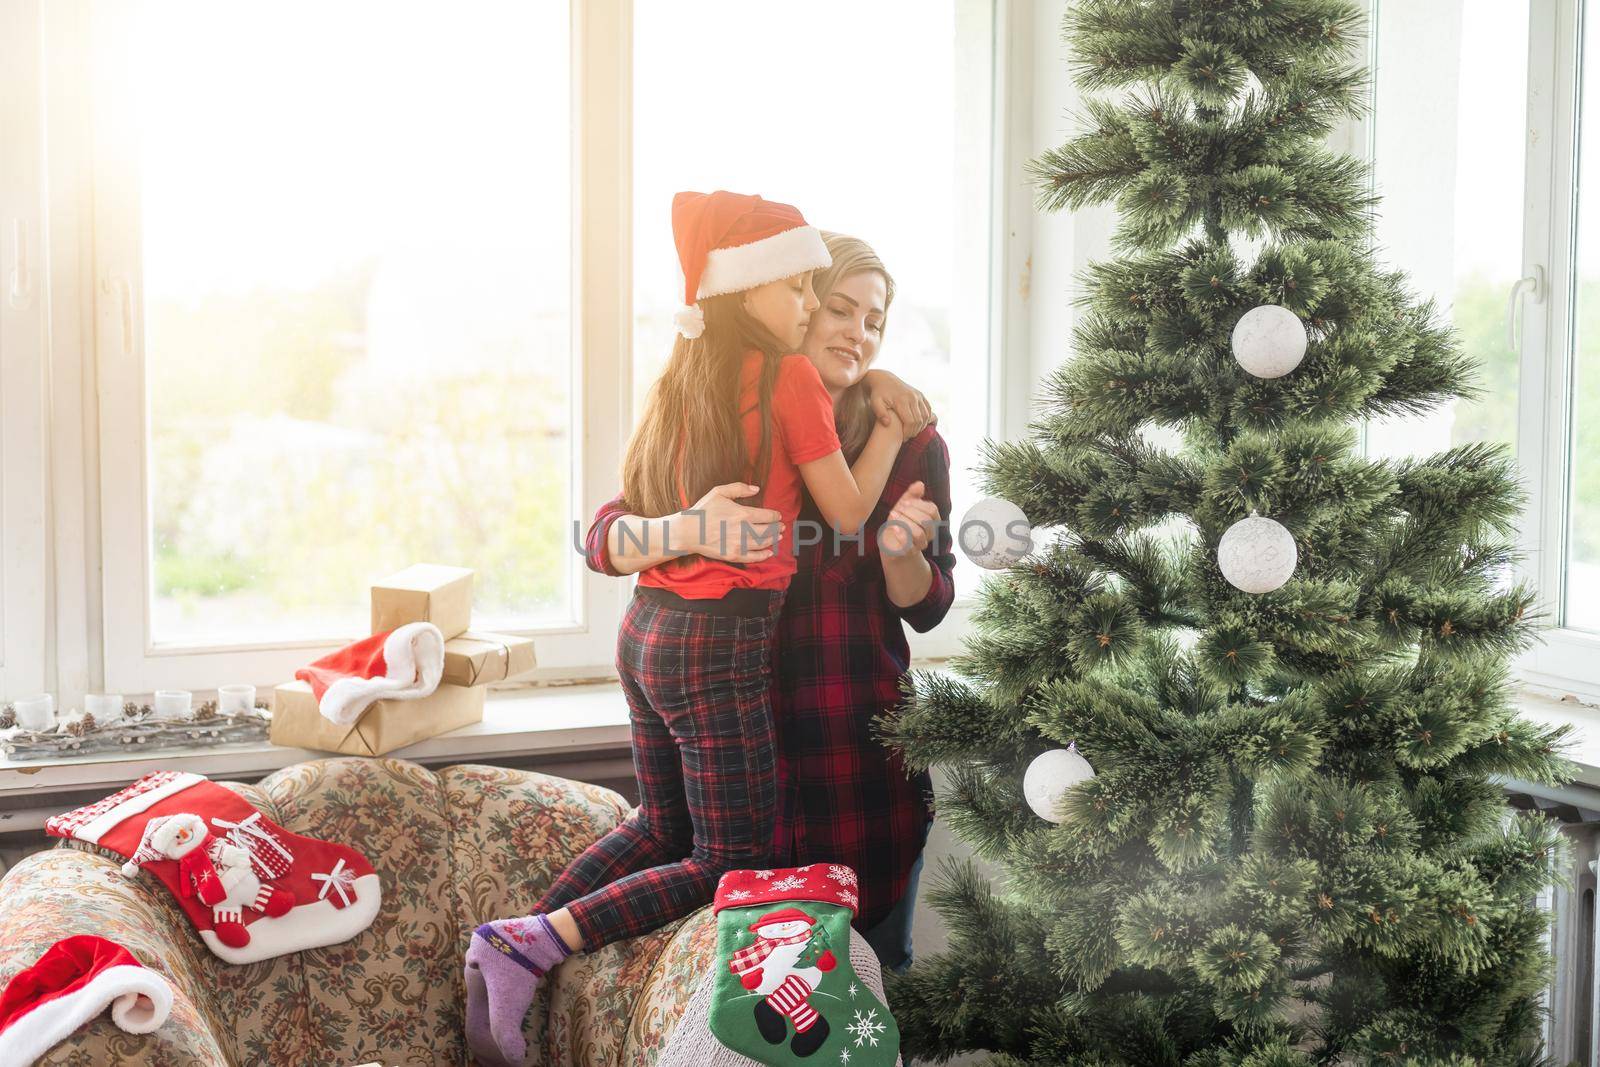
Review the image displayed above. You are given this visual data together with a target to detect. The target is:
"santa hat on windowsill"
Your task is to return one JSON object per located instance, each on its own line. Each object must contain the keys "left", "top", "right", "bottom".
{"left": 670, "top": 191, "right": 832, "bottom": 339}
{"left": 295, "top": 621, "right": 444, "bottom": 726}
{"left": 0, "top": 936, "right": 173, "bottom": 1065}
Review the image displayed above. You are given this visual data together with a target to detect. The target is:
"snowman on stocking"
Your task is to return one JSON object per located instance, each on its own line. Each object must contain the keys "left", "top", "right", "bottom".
{"left": 121, "top": 813, "right": 294, "bottom": 948}
{"left": 709, "top": 866, "right": 901, "bottom": 1066}
{"left": 730, "top": 907, "right": 838, "bottom": 1054}
{"left": 46, "top": 771, "right": 380, "bottom": 964}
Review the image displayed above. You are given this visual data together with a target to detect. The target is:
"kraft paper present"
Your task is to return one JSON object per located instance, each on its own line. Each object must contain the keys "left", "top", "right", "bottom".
{"left": 442, "top": 631, "right": 538, "bottom": 686}
{"left": 370, "top": 563, "right": 474, "bottom": 639}
{"left": 270, "top": 679, "right": 484, "bottom": 757}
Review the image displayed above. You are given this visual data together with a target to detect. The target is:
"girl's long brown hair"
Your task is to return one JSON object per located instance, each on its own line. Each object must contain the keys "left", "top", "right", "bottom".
{"left": 812, "top": 233, "right": 897, "bottom": 462}
{"left": 623, "top": 293, "right": 789, "bottom": 517}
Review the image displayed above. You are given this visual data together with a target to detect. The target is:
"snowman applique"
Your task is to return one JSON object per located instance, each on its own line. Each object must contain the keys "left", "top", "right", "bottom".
{"left": 728, "top": 906, "right": 838, "bottom": 1056}
{"left": 123, "top": 812, "right": 294, "bottom": 948}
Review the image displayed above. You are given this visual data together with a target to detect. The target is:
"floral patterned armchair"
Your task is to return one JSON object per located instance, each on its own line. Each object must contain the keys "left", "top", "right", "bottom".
{"left": 0, "top": 757, "right": 717, "bottom": 1066}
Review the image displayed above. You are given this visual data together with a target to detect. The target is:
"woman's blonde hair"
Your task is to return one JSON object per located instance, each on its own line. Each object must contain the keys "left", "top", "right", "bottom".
{"left": 622, "top": 293, "right": 788, "bottom": 518}
{"left": 812, "top": 233, "right": 896, "bottom": 462}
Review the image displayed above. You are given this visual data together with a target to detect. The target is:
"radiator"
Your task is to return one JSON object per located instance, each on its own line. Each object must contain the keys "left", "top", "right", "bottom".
{"left": 1510, "top": 785, "right": 1600, "bottom": 1064}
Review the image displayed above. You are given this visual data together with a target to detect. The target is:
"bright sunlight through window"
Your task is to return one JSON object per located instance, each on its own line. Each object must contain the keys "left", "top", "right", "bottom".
{"left": 632, "top": 0, "right": 995, "bottom": 531}
{"left": 132, "top": 1, "right": 573, "bottom": 646}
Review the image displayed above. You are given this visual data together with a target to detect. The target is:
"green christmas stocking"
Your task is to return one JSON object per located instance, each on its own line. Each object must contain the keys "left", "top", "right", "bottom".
{"left": 708, "top": 865, "right": 901, "bottom": 1066}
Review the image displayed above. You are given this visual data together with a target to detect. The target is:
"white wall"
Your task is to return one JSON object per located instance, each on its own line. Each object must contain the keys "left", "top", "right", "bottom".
{"left": 1364, "top": 0, "right": 1468, "bottom": 458}
{"left": 1018, "top": 0, "right": 1116, "bottom": 428}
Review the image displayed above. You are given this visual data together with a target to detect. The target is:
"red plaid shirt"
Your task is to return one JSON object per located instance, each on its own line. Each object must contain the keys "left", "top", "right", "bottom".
{"left": 584, "top": 427, "right": 955, "bottom": 930}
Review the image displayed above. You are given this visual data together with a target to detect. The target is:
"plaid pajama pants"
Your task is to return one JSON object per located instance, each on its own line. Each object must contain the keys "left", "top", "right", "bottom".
{"left": 534, "top": 584, "right": 784, "bottom": 950}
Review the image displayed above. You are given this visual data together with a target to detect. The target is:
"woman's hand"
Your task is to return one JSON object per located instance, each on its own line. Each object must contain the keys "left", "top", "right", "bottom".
{"left": 871, "top": 404, "right": 906, "bottom": 446}
{"left": 674, "top": 482, "right": 785, "bottom": 563}
{"left": 879, "top": 480, "right": 940, "bottom": 557}
{"left": 864, "top": 369, "right": 934, "bottom": 440}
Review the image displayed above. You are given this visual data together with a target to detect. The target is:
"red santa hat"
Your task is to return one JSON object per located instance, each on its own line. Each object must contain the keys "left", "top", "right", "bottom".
{"left": 670, "top": 191, "right": 831, "bottom": 339}
{"left": 295, "top": 621, "right": 444, "bottom": 726}
{"left": 0, "top": 936, "right": 173, "bottom": 1064}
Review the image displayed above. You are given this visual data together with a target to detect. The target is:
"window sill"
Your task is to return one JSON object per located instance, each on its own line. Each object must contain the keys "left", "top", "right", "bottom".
{"left": 1510, "top": 689, "right": 1600, "bottom": 807}
{"left": 0, "top": 683, "right": 633, "bottom": 830}
{"left": 12, "top": 675, "right": 1586, "bottom": 830}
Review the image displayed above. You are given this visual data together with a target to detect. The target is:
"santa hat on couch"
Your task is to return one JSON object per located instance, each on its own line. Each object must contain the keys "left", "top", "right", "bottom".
{"left": 295, "top": 621, "right": 444, "bottom": 726}
{"left": 0, "top": 936, "right": 173, "bottom": 1065}
{"left": 669, "top": 191, "right": 831, "bottom": 339}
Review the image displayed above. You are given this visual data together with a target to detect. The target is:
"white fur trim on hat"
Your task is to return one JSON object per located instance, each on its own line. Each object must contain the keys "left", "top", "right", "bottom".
{"left": 318, "top": 622, "right": 444, "bottom": 726}
{"left": 696, "top": 226, "right": 831, "bottom": 301}
{"left": 4, "top": 964, "right": 174, "bottom": 1065}
{"left": 673, "top": 304, "right": 707, "bottom": 339}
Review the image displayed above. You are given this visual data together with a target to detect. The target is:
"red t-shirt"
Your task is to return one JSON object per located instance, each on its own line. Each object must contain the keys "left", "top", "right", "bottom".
{"left": 640, "top": 351, "right": 841, "bottom": 598}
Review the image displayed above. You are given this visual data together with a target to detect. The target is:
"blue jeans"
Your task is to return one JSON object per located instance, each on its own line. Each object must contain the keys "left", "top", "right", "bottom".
{"left": 861, "top": 821, "right": 932, "bottom": 975}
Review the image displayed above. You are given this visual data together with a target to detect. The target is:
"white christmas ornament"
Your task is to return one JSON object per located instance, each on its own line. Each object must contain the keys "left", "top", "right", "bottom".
{"left": 959, "top": 497, "right": 1033, "bottom": 570}
{"left": 1230, "top": 304, "right": 1307, "bottom": 379}
{"left": 1218, "top": 511, "right": 1298, "bottom": 594}
{"left": 1023, "top": 744, "right": 1096, "bottom": 823}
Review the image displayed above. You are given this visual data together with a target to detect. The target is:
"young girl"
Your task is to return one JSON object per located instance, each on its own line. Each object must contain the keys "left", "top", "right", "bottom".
{"left": 465, "top": 191, "right": 906, "bottom": 1067}
{"left": 584, "top": 234, "right": 953, "bottom": 975}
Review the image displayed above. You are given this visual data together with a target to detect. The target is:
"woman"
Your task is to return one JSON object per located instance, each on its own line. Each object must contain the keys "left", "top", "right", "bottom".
{"left": 468, "top": 194, "right": 909, "bottom": 1067}
{"left": 585, "top": 233, "right": 953, "bottom": 973}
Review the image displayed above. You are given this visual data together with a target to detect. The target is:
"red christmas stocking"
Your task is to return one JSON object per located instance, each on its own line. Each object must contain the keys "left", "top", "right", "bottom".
{"left": 46, "top": 771, "right": 381, "bottom": 965}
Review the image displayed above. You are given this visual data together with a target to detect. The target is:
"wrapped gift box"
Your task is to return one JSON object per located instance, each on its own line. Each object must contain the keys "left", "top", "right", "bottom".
{"left": 370, "top": 563, "right": 474, "bottom": 639}
{"left": 269, "top": 680, "right": 484, "bottom": 757}
{"left": 442, "top": 631, "right": 537, "bottom": 686}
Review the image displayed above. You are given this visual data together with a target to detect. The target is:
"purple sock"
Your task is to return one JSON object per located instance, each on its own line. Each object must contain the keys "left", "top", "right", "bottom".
{"left": 464, "top": 914, "right": 573, "bottom": 1066}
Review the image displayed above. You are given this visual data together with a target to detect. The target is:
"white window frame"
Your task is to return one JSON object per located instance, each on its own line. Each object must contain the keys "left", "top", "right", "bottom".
{"left": 2, "top": 0, "right": 1009, "bottom": 705}
{"left": 84, "top": 0, "right": 633, "bottom": 694}
{"left": 908, "top": 0, "right": 1010, "bottom": 660}
{"left": 0, "top": 0, "right": 51, "bottom": 703}
{"left": 1516, "top": 0, "right": 1600, "bottom": 700}
{"left": 1359, "top": 0, "right": 1600, "bottom": 701}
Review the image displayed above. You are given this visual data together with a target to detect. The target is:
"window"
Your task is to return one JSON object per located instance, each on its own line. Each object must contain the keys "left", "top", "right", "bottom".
{"left": 1519, "top": 0, "right": 1598, "bottom": 689}
{"left": 1, "top": 0, "right": 1004, "bottom": 706}
{"left": 1567, "top": 1, "right": 1600, "bottom": 633}
{"left": 92, "top": 0, "right": 579, "bottom": 690}
{"left": 1365, "top": 0, "right": 1527, "bottom": 464}
{"left": 1369, "top": 0, "right": 1600, "bottom": 698}
{"left": 631, "top": 0, "right": 998, "bottom": 544}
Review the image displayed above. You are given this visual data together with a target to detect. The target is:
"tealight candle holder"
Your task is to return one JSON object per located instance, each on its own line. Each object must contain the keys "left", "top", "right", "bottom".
{"left": 84, "top": 693, "right": 123, "bottom": 720}
{"left": 153, "top": 690, "right": 192, "bottom": 720}
{"left": 13, "top": 693, "right": 55, "bottom": 732}
{"left": 218, "top": 684, "right": 256, "bottom": 715}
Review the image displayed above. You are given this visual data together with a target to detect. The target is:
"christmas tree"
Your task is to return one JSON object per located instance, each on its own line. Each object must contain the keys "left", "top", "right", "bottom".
{"left": 883, "top": 2, "right": 1575, "bottom": 1062}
